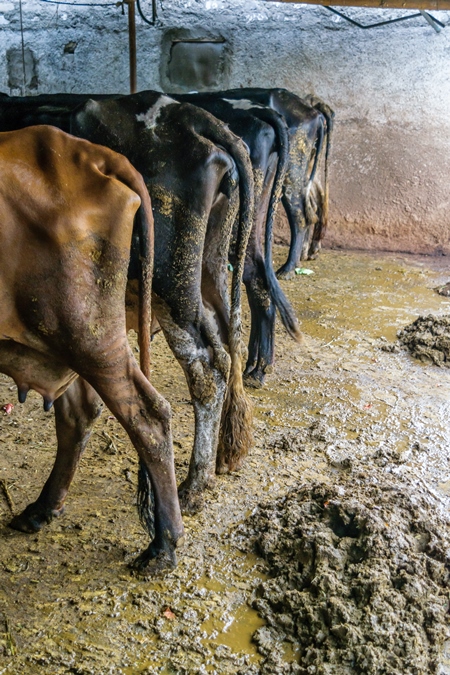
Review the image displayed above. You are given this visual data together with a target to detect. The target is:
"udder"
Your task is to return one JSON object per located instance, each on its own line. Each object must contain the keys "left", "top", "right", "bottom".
{"left": 0, "top": 339, "right": 78, "bottom": 410}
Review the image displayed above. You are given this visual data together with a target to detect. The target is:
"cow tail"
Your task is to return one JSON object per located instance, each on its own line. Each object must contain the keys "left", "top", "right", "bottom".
{"left": 112, "top": 156, "right": 155, "bottom": 537}
{"left": 317, "top": 103, "right": 334, "bottom": 242}
{"left": 135, "top": 191, "right": 153, "bottom": 381}
{"left": 221, "top": 135, "right": 254, "bottom": 472}
{"left": 133, "top": 175, "right": 156, "bottom": 538}
{"left": 202, "top": 122, "right": 255, "bottom": 473}
{"left": 108, "top": 153, "right": 154, "bottom": 378}
{"left": 304, "top": 115, "right": 325, "bottom": 234}
{"left": 254, "top": 109, "right": 302, "bottom": 342}
{"left": 137, "top": 459, "right": 155, "bottom": 540}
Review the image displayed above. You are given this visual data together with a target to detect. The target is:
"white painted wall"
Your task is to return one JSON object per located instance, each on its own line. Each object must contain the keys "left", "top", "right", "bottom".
{"left": 1, "top": 0, "right": 450, "bottom": 254}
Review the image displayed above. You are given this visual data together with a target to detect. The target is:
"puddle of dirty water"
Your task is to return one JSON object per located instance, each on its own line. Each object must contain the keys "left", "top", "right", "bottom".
{"left": 1, "top": 248, "right": 450, "bottom": 674}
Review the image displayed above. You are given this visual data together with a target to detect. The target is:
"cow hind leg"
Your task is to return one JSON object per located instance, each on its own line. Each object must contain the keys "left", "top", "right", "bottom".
{"left": 82, "top": 352, "right": 184, "bottom": 575}
{"left": 243, "top": 270, "right": 276, "bottom": 388}
{"left": 154, "top": 298, "right": 230, "bottom": 514}
{"left": 276, "top": 193, "right": 309, "bottom": 280}
{"left": 9, "top": 378, "right": 103, "bottom": 533}
{"left": 308, "top": 180, "right": 325, "bottom": 259}
{"left": 180, "top": 365, "right": 227, "bottom": 512}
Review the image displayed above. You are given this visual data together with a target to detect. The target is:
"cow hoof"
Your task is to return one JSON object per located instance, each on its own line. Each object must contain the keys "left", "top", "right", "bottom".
{"left": 216, "top": 457, "right": 245, "bottom": 474}
{"left": 243, "top": 371, "right": 264, "bottom": 389}
{"left": 216, "top": 460, "right": 229, "bottom": 475}
{"left": 178, "top": 484, "right": 205, "bottom": 515}
{"left": 9, "top": 503, "right": 65, "bottom": 533}
{"left": 276, "top": 268, "right": 295, "bottom": 281}
{"left": 130, "top": 545, "right": 177, "bottom": 577}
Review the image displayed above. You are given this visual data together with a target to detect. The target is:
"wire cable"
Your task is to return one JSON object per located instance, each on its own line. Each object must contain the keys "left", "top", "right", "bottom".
{"left": 38, "top": 0, "right": 157, "bottom": 23}
{"left": 325, "top": 6, "right": 445, "bottom": 30}
{"left": 39, "top": 0, "right": 121, "bottom": 7}
{"left": 136, "top": 0, "right": 156, "bottom": 25}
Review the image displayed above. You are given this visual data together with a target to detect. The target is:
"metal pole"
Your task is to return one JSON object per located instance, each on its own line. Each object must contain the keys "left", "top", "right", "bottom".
{"left": 126, "top": 0, "right": 137, "bottom": 94}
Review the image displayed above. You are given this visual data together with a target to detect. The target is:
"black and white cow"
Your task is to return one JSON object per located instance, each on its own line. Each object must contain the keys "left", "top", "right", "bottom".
{"left": 212, "top": 88, "right": 334, "bottom": 277}
{"left": 175, "top": 92, "right": 302, "bottom": 386}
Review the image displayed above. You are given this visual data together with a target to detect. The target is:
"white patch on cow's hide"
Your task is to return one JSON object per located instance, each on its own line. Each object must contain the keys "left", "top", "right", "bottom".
{"left": 136, "top": 95, "right": 179, "bottom": 129}
{"left": 222, "top": 98, "right": 266, "bottom": 111}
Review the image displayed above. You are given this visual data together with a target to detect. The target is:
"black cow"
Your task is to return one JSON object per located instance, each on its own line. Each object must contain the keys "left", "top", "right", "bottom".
{"left": 215, "top": 88, "right": 334, "bottom": 278}
{"left": 0, "top": 91, "right": 255, "bottom": 513}
{"left": 175, "top": 92, "right": 302, "bottom": 387}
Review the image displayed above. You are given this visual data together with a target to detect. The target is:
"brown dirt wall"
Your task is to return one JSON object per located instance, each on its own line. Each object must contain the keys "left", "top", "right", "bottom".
{"left": 274, "top": 121, "right": 450, "bottom": 257}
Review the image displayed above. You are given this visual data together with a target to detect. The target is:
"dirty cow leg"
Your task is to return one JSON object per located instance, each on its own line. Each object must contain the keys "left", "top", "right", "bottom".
{"left": 243, "top": 154, "right": 278, "bottom": 386}
{"left": 307, "top": 180, "right": 325, "bottom": 260}
{"left": 154, "top": 297, "right": 230, "bottom": 515}
{"left": 180, "top": 357, "right": 227, "bottom": 512}
{"left": 9, "top": 378, "right": 103, "bottom": 533}
{"left": 84, "top": 350, "right": 184, "bottom": 575}
{"left": 276, "top": 193, "right": 309, "bottom": 280}
{"left": 243, "top": 270, "right": 275, "bottom": 388}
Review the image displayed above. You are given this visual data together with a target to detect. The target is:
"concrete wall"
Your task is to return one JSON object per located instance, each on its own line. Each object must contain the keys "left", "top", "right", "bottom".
{"left": 1, "top": 0, "right": 450, "bottom": 255}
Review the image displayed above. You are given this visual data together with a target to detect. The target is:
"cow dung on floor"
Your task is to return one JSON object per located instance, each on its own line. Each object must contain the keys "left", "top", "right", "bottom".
{"left": 238, "top": 464, "right": 450, "bottom": 675}
{"left": 398, "top": 314, "right": 450, "bottom": 367}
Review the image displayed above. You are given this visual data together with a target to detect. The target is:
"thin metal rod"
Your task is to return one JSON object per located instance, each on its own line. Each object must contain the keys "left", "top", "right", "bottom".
{"left": 420, "top": 8, "right": 443, "bottom": 30}
{"left": 19, "top": 0, "right": 26, "bottom": 94}
{"left": 127, "top": 0, "right": 137, "bottom": 94}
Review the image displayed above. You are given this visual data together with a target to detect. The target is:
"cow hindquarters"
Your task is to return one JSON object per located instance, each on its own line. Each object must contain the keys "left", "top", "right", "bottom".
{"left": 9, "top": 378, "right": 103, "bottom": 533}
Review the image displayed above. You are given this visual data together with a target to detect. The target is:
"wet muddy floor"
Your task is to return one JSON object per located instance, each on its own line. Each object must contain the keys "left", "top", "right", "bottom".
{"left": 1, "top": 248, "right": 450, "bottom": 674}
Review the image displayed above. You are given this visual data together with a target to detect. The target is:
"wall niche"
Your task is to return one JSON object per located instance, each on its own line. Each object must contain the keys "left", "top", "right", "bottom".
{"left": 160, "top": 28, "right": 230, "bottom": 93}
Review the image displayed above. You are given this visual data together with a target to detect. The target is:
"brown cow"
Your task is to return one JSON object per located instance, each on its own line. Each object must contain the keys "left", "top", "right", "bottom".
{"left": 0, "top": 125, "right": 184, "bottom": 575}
{"left": 0, "top": 91, "right": 255, "bottom": 511}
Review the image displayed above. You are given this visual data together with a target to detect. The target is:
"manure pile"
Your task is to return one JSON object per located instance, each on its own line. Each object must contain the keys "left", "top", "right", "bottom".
{"left": 238, "top": 474, "right": 450, "bottom": 675}
{"left": 398, "top": 314, "right": 450, "bottom": 366}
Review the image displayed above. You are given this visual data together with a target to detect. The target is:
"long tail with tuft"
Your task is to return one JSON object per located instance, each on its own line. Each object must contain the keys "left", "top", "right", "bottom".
{"left": 198, "top": 112, "right": 255, "bottom": 473}
{"left": 257, "top": 108, "right": 302, "bottom": 342}
{"left": 137, "top": 460, "right": 155, "bottom": 539}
